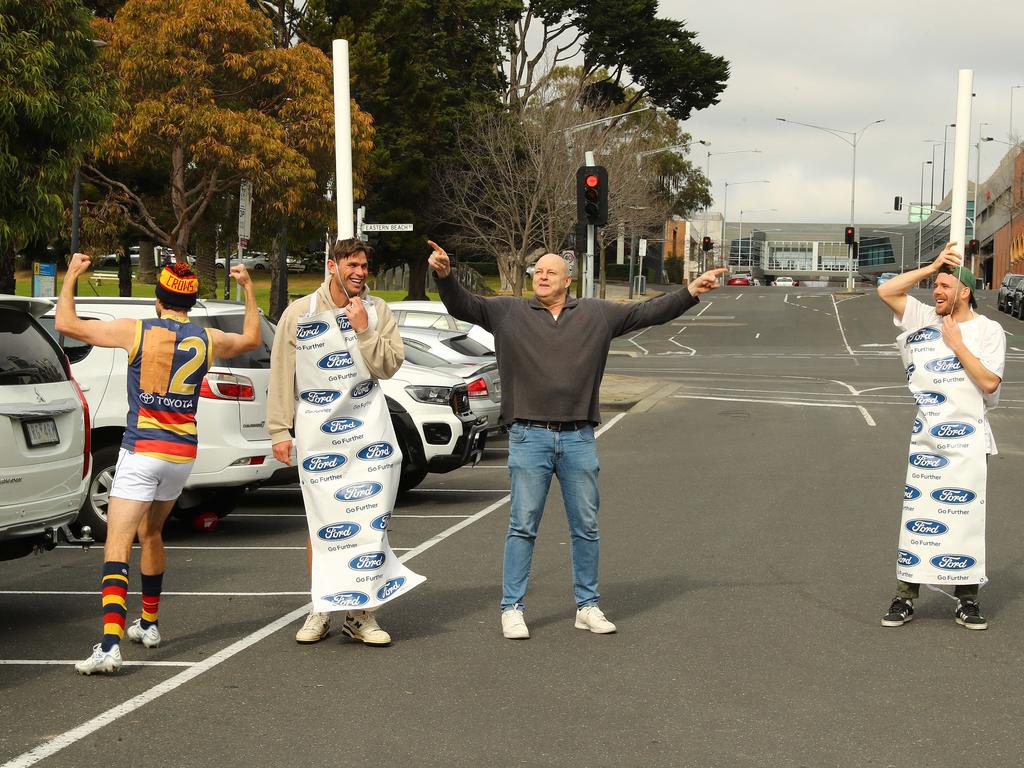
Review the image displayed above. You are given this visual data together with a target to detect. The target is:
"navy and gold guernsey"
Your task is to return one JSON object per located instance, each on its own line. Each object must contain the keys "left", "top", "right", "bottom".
{"left": 122, "top": 276, "right": 214, "bottom": 462}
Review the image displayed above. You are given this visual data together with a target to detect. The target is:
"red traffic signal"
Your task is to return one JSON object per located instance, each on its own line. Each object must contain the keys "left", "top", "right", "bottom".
{"left": 844, "top": 226, "right": 855, "bottom": 245}
{"left": 576, "top": 165, "right": 609, "bottom": 227}
{"left": 701, "top": 236, "right": 713, "bottom": 252}
{"left": 967, "top": 238, "right": 979, "bottom": 256}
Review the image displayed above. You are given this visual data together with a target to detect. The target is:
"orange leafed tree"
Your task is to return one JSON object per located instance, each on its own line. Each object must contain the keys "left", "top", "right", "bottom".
{"left": 86, "top": 0, "right": 372, "bottom": 267}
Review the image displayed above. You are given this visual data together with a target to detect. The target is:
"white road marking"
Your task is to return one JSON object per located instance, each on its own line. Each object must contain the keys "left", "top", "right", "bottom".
{"left": 625, "top": 326, "right": 650, "bottom": 355}
{"left": 3, "top": 415, "right": 627, "bottom": 768}
{"left": 755, "top": 333, "right": 760, "bottom": 339}
{"left": 830, "top": 293, "right": 857, "bottom": 359}
{"left": 391, "top": 514, "right": 472, "bottom": 519}
{"left": 0, "top": 660, "right": 196, "bottom": 668}
{"left": 695, "top": 301, "right": 712, "bottom": 317}
{"left": 735, "top": 293, "right": 743, "bottom": 300}
{"left": 857, "top": 406, "right": 877, "bottom": 427}
{"left": 408, "top": 488, "right": 510, "bottom": 493}
{"left": 674, "top": 394, "right": 876, "bottom": 426}
{"left": 0, "top": 591, "right": 308, "bottom": 597}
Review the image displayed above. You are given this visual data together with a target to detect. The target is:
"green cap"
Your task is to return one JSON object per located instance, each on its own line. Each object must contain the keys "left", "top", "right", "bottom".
{"left": 945, "top": 265, "right": 977, "bottom": 308}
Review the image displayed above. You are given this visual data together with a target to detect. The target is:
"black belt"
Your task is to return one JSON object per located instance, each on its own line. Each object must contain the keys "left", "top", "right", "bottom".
{"left": 516, "top": 419, "right": 592, "bottom": 432}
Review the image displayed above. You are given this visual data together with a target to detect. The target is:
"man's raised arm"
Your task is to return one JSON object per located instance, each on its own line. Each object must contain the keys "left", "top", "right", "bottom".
{"left": 878, "top": 241, "right": 962, "bottom": 318}
{"left": 55, "top": 253, "right": 136, "bottom": 350}
{"left": 427, "top": 240, "right": 494, "bottom": 329}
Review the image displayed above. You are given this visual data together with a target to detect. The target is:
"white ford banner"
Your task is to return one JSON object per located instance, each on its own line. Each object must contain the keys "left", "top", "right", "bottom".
{"left": 896, "top": 324, "right": 987, "bottom": 589}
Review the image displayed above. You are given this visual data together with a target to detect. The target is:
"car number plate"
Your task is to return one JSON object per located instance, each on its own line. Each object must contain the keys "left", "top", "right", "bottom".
{"left": 23, "top": 418, "right": 60, "bottom": 448}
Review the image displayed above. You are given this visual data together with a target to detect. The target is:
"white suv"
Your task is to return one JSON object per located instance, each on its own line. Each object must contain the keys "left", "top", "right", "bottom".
{"left": 0, "top": 296, "right": 90, "bottom": 560}
{"left": 41, "top": 297, "right": 288, "bottom": 540}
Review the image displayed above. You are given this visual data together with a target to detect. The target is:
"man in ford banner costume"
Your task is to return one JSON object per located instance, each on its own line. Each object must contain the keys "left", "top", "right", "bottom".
{"left": 428, "top": 241, "right": 726, "bottom": 639}
{"left": 269, "top": 238, "right": 423, "bottom": 647}
{"left": 877, "top": 241, "right": 1005, "bottom": 630}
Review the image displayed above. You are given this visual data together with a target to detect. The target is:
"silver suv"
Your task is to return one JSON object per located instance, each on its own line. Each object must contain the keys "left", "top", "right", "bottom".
{"left": 0, "top": 296, "right": 90, "bottom": 560}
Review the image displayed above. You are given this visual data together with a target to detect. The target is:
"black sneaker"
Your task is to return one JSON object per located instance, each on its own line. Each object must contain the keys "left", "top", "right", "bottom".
{"left": 881, "top": 597, "right": 914, "bottom": 627}
{"left": 955, "top": 599, "right": 988, "bottom": 630}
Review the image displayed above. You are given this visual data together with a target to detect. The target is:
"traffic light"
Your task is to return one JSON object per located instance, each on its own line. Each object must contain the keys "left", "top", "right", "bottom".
{"left": 967, "top": 238, "right": 979, "bottom": 256}
{"left": 576, "top": 165, "right": 609, "bottom": 227}
{"left": 844, "top": 226, "right": 855, "bottom": 245}
{"left": 701, "top": 236, "right": 713, "bottom": 252}
{"left": 894, "top": 196, "right": 903, "bottom": 211}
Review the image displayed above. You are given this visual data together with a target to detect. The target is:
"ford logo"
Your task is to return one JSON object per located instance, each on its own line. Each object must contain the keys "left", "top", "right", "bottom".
{"left": 317, "top": 351, "right": 354, "bottom": 370}
{"left": 913, "top": 391, "right": 946, "bottom": 407}
{"left": 299, "top": 389, "right": 342, "bottom": 406}
{"left": 930, "top": 554, "right": 976, "bottom": 571}
{"left": 302, "top": 453, "right": 347, "bottom": 473}
{"left": 358, "top": 442, "right": 395, "bottom": 461}
{"left": 335, "top": 481, "right": 383, "bottom": 502}
{"left": 316, "top": 522, "right": 361, "bottom": 541}
{"left": 909, "top": 452, "right": 949, "bottom": 469}
{"left": 351, "top": 380, "right": 376, "bottom": 399}
{"left": 930, "top": 487, "right": 977, "bottom": 505}
{"left": 929, "top": 422, "right": 975, "bottom": 439}
{"left": 905, "top": 363, "right": 916, "bottom": 382}
{"left": 925, "top": 356, "right": 964, "bottom": 374}
{"left": 907, "top": 327, "right": 941, "bottom": 344}
{"left": 322, "top": 591, "right": 369, "bottom": 608}
{"left": 320, "top": 418, "right": 362, "bottom": 435}
{"left": 297, "top": 321, "right": 330, "bottom": 340}
{"left": 904, "top": 484, "right": 922, "bottom": 501}
{"left": 349, "top": 551, "right": 386, "bottom": 571}
{"left": 336, "top": 314, "right": 352, "bottom": 332}
{"left": 905, "top": 518, "right": 949, "bottom": 536}
{"left": 377, "top": 577, "right": 406, "bottom": 600}
{"left": 897, "top": 549, "right": 920, "bottom": 567}
{"left": 912, "top": 419, "right": 923, "bottom": 435}
{"left": 370, "top": 512, "right": 391, "bottom": 531}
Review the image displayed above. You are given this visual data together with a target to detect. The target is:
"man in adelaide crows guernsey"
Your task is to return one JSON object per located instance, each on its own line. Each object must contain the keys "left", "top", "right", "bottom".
{"left": 57, "top": 254, "right": 261, "bottom": 674}
{"left": 876, "top": 242, "right": 1005, "bottom": 631}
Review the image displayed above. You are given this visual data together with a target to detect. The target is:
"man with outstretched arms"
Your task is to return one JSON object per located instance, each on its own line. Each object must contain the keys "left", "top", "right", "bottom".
{"left": 877, "top": 242, "right": 1005, "bottom": 630}
{"left": 269, "top": 238, "right": 422, "bottom": 647}
{"left": 57, "top": 254, "right": 261, "bottom": 674}
{"left": 428, "top": 241, "right": 726, "bottom": 639}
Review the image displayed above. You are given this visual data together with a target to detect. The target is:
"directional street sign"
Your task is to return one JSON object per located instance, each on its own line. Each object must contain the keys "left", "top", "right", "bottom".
{"left": 361, "top": 223, "right": 414, "bottom": 232}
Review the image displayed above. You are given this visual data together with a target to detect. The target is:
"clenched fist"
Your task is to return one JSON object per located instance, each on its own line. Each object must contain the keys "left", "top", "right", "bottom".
{"left": 67, "top": 252, "right": 92, "bottom": 277}
{"left": 230, "top": 263, "right": 252, "bottom": 287}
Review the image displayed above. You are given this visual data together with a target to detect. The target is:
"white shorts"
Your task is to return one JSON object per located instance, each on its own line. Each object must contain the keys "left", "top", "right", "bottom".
{"left": 110, "top": 449, "right": 194, "bottom": 503}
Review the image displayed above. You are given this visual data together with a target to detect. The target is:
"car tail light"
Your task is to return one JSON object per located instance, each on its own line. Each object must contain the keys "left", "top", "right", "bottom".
{"left": 467, "top": 377, "right": 489, "bottom": 399}
{"left": 71, "top": 376, "right": 91, "bottom": 479}
{"left": 230, "top": 456, "right": 266, "bottom": 466}
{"left": 200, "top": 372, "right": 255, "bottom": 401}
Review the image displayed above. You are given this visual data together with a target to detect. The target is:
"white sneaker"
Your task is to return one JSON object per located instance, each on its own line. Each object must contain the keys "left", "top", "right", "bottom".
{"left": 575, "top": 605, "right": 617, "bottom": 634}
{"left": 342, "top": 610, "right": 391, "bottom": 646}
{"left": 295, "top": 611, "right": 331, "bottom": 643}
{"left": 126, "top": 619, "right": 162, "bottom": 648}
{"left": 501, "top": 608, "right": 530, "bottom": 639}
{"left": 75, "top": 643, "right": 123, "bottom": 675}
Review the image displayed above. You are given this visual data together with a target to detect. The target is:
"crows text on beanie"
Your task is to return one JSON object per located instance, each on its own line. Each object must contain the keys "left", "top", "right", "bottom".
{"left": 155, "top": 263, "right": 199, "bottom": 309}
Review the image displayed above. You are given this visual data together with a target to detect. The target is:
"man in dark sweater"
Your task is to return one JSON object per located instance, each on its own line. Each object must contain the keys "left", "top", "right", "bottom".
{"left": 428, "top": 242, "right": 725, "bottom": 639}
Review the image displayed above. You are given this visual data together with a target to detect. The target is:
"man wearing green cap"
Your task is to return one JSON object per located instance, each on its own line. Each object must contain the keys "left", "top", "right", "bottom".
{"left": 876, "top": 241, "right": 1005, "bottom": 630}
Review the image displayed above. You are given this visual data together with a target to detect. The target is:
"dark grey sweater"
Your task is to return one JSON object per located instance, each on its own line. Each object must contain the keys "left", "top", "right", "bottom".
{"left": 437, "top": 275, "right": 699, "bottom": 424}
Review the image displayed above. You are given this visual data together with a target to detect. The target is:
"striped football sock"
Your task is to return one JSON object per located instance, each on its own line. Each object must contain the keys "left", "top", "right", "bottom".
{"left": 139, "top": 572, "right": 164, "bottom": 629}
{"left": 100, "top": 561, "right": 129, "bottom": 652}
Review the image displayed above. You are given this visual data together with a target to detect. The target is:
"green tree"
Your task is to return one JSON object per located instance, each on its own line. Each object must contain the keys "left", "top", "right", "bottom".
{"left": 0, "top": 0, "right": 113, "bottom": 293}
{"left": 302, "top": 0, "right": 519, "bottom": 298}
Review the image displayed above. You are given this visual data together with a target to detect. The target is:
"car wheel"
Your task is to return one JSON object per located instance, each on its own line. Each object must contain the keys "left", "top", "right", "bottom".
{"left": 173, "top": 488, "right": 245, "bottom": 520}
{"left": 78, "top": 443, "right": 120, "bottom": 542}
{"left": 254, "top": 264, "right": 266, "bottom": 270}
{"left": 393, "top": 426, "right": 428, "bottom": 493}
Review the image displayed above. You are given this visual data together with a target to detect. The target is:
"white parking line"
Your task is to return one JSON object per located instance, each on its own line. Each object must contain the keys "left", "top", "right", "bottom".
{"left": 674, "top": 394, "right": 875, "bottom": 426}
{"left": 0, "top": 591, "right": 309, "bottom": 597}
{"left": 2, "top": 415, "right": 627, "bottom": 768}
{"left": 0, "top": 660, "right": 196, "bottom": 668}
{"left": 391, "top": 514, "right": 471, "bottom": 519}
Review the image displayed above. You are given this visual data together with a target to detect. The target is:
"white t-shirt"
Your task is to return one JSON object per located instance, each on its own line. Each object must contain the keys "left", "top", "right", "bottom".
{"left": 896, "top": 296, "right": 1006, "bottom": 453}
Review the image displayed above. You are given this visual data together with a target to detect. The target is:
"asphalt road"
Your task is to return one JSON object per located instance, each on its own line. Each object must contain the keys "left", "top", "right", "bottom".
{"left": 3, "top": 286, "right": 1024, "bottom": 768}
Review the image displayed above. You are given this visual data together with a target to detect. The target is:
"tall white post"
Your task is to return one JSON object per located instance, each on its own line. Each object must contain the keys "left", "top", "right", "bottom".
{"left": 332, "top": 39, "right": 354, "bottom": 243}
{"left": 949, "top": 70, "right": 973, "bottom": 253}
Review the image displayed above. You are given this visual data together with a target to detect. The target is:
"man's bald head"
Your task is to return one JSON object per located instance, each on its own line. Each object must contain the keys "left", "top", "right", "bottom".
{"left": 534, "top": 253, "right": 568, "bottom": 279}
{"left": 531, "top": 252, "right": 572, "bottom": 308}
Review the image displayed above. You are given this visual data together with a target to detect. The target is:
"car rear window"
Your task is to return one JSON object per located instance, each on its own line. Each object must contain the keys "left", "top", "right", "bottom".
{"left": 36, "top": 316, "right": 97, "bottom": 364}
{"left": 401, "top": 342, "right": 450, "bottom": 369}
{"left": 0, "top": 308, "right": 68, "bottom": 385}
{"left": 444, "top": 335, "right": 493, "bottom": 357}
{"left": 191, "top": 314, "right": 275, "bottom": 369}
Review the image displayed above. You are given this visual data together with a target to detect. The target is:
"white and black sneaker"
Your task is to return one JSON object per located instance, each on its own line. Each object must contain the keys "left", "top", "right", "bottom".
{"left": 126, "top": 619, "right": 162, "bottom": 648}
{"left": 955, "top": 599, "right": 988, "bottom": 630}
{"left": 75, "top": 643, "right": 123, "bottom": 675}
{"left": 881, "top": 597, "right": 914, "bottom": 627}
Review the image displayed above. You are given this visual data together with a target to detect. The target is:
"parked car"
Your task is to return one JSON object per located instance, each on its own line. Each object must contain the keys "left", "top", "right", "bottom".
{"left": 400, "top": 338, "right": 501, "bottom": 434}
{"left": 1008, "top": 280, "right": 1024, "bottom": 319}
{"left": 216, "top": 253, "right": 270, "bottom": 271}
{"left": 726, "top": 276, "right": 751, "bottom": 286}
{"left": 0, "top": 296, "right": 91, "bottom": 560}
{"left": 96, "top": 252, "right": 141, "bottom": 270}
{"left": 876, "top": 272, "right": 898, "bottom": 287}
{"left": 997, "top": 273, "right": 1024, "bottom": 312}
{"left": 388, "top": 300, "right": 495, "bottom": 351}
{"left": 773, "top": 276, "right": 796, "bottom": 287}
{"left": 40, "top": 297, "right": 287, "bottom": 540}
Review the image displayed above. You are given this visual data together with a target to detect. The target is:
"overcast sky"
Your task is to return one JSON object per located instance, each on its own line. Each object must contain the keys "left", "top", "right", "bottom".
{"left": 660, "top": 0, "right": 1024, "bottom": 228}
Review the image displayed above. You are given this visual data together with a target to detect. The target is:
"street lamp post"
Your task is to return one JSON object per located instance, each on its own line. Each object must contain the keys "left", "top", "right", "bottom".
{"left": 776, "top": 116, "right": 885, "bottom": 290}
{"left": 1010, "top": 85, "right": 1024, "bottom": 143}
{"left": 722, "top": 180, "right": 770, "bottom": 271}
{"left": 703, "top": 147, "right": 762, "bottom": 270}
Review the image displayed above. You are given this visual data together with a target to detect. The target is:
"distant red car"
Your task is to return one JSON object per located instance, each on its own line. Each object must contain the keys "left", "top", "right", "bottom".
{"left": 726, "top": 276, "right": 751, "bottom": 286}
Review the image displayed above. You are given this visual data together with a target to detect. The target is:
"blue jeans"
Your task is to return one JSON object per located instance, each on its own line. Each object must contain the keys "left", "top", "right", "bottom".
{"left": 502, "top": 421, "right": 600, "bottom": 611}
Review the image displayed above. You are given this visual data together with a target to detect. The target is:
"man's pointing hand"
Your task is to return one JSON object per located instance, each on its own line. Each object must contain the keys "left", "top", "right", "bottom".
{"left": 427, "top": 240, "right": 451, "bottom": 279}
